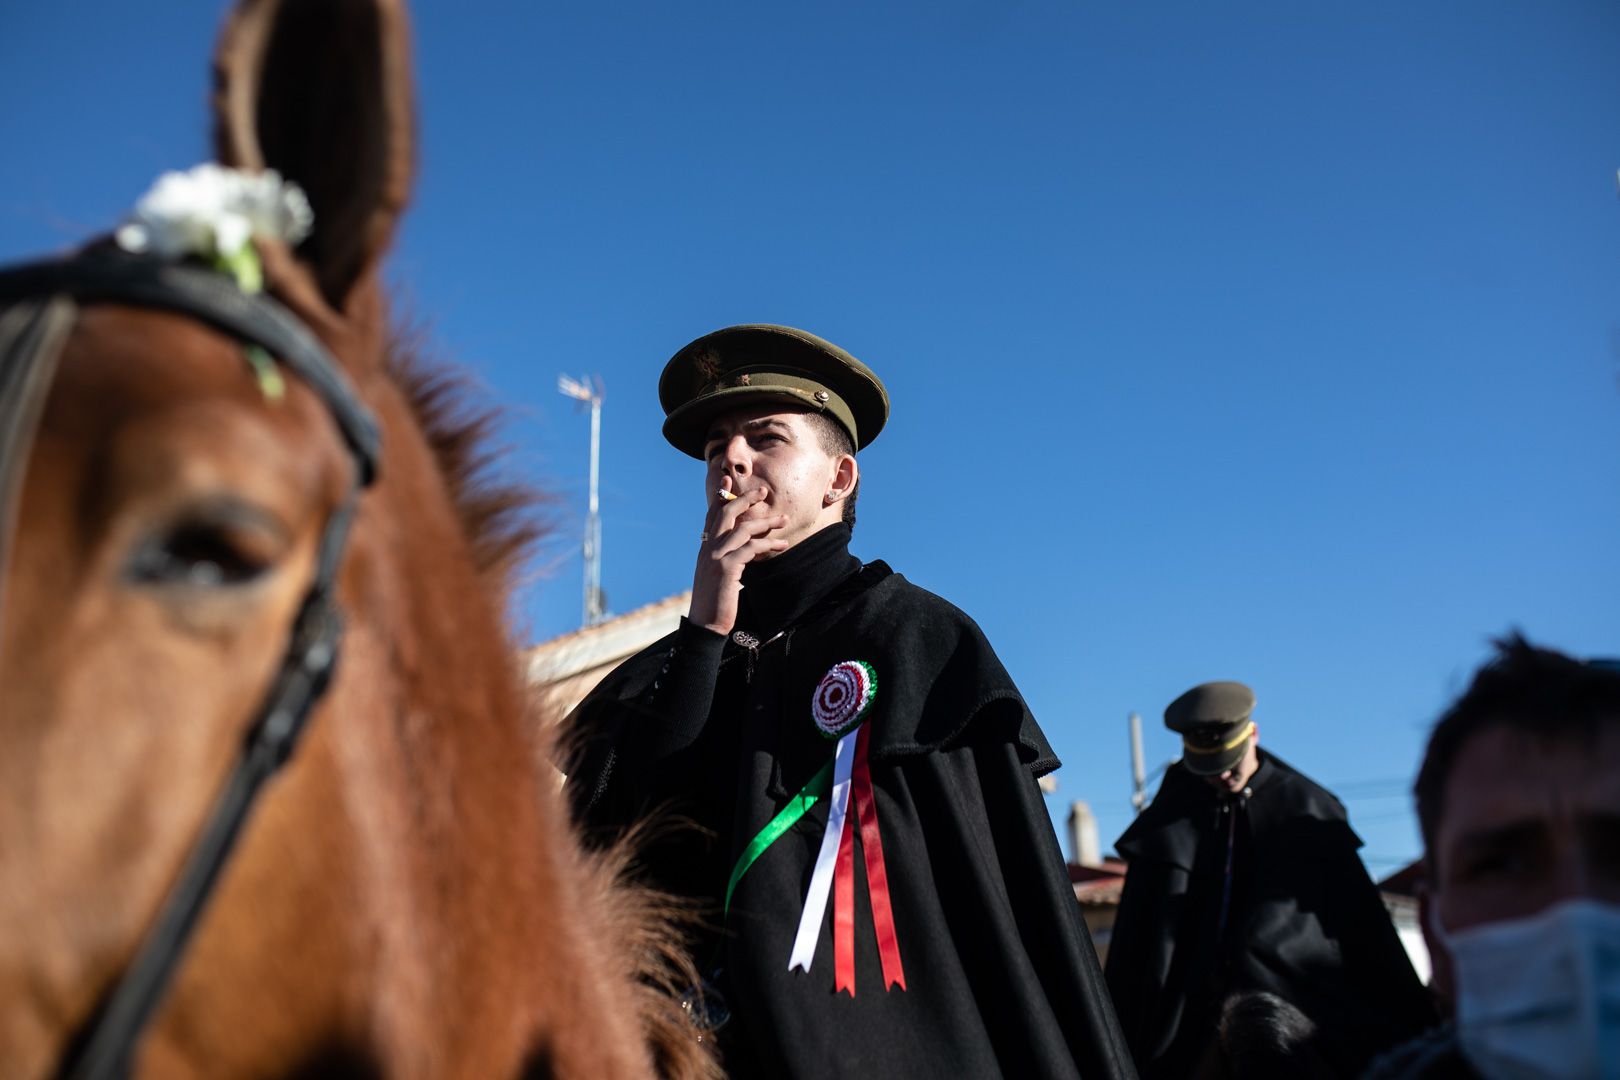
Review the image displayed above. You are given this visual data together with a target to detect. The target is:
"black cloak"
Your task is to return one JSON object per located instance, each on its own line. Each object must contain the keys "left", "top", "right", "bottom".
{"left": 564, "top": 525, "right": 1134, "bottom": 1079}
{"left": 1104, "top": 753, "right": 1435, "bottom": 1078}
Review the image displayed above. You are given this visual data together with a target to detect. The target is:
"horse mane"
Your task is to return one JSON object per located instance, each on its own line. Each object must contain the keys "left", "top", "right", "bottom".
{"left": 382, "top": 322, "right": 722, "bottom": 1077}
{"left": 583, "top": 830, "right": 721, "bottom": 1079}
{"left": 384, "top": 320, "right": 547, "bottom": 585}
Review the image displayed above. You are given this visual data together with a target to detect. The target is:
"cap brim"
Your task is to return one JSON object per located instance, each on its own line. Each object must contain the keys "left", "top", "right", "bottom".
{"left": 1180, "top": 744, "right": 1248, "bottom": 777}
{"left": 662, "top": 385, "right": 844, "bottom": 459}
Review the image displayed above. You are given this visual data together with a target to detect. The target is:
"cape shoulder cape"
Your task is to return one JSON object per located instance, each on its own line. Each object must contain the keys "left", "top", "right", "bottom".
{"left": 1114, "top": 751, "right": 1359, "bottom": 870}
{"left": 566, "top": 563, "right": 1060, "bottom": 786}
{"left": 563, "top": 564, "right": 1136, "bottom": 1079}
{"left": 1106, "top": 754, "right": 1434, "bottom": 1077}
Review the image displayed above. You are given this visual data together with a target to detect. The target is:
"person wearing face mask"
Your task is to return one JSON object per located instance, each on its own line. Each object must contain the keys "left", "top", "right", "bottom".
{"left": 561, "top": 325, "right": 1135, "bottom": 1079}
{"left": 1363, "top": 638, "right": 1620, "bottom": 1080}
{"left": 1105, "top": 681, "right": 1435, "bottom": 1078}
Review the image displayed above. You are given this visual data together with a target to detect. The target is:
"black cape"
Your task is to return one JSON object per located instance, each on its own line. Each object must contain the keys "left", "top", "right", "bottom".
{"left": 1104, "top": 754, "right": 1435, "bottom": 1078}
{"left": 564, "top": 525, "right": 1134, "bottom": 1079}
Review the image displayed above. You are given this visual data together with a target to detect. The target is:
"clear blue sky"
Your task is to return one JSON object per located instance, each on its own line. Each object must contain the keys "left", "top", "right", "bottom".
{"left": 4, "top": 2, "right": 1617, "bottom": 875}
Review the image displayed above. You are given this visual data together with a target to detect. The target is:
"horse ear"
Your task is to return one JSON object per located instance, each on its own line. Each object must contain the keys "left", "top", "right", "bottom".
{"left": 212, "top": 0, "right": 415, "bottom": 314}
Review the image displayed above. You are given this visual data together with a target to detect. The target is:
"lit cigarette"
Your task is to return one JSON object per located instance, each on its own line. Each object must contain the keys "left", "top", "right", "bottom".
{"left": 717, "top": 489, "right": 739, "bottom": 501}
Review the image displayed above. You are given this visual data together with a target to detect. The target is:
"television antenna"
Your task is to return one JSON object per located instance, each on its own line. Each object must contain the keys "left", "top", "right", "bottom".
{"left": 557, "top": 374, "right": 606, "bottom": 626}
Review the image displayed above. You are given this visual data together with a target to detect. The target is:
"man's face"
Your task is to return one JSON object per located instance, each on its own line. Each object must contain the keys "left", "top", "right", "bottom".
{"left": 1204, "top": 734, "right": 1261, "bottom": 794}
{"left": 1430, "top": 721, "right": 1620, "bottom": 936}
{"left": 702, "top": 404, "right": 853, "bottom": 555}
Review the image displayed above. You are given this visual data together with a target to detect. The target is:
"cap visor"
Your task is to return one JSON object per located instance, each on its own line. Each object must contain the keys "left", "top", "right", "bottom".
{"left": 1180, "top": 746, "right": 1247, "bottom": 777}
{"left": 663, "top": 385, "right": 838, "bottom": 458}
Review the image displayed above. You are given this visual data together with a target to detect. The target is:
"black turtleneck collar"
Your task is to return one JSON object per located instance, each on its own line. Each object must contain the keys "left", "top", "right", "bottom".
{"left": 735, "top": 523, "right": 860, "bottom": 637}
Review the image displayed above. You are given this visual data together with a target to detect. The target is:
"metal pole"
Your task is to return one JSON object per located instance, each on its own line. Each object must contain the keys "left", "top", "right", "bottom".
{"left": 1129, "top": 711, "right": 1147, "bottom": 816}
{"left": 558, "top": 374, "right": 606, "bottom": 628}
{"left": 583, "top": 395, "right": 604, "bottom": 626}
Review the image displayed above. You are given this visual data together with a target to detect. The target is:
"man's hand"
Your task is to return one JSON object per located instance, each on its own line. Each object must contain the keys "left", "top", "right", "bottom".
{"left": 688, "top": 480, "right": 788, "bottom": 636}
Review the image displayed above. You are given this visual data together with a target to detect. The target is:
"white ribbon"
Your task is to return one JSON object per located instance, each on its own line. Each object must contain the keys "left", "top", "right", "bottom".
{"left": 788, "top": 729, "right": 858, "bottom": 972}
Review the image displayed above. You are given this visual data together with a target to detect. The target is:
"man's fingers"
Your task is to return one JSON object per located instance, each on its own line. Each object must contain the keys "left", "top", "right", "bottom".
{"left": 736, "top": 536, "right": 791, "bottom": 560}
{"left": 709, "top": 518, "right": 775, "bottom": 560}
{"left": 716, "top": 486, "right": 769, "bottom": 531}
{"left": 713, "top": 514, "right": 787, "bottom": 554}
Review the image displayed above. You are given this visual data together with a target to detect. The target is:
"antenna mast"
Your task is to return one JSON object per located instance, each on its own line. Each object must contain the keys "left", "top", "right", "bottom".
{"left": 1129, "top": 711, "right": 1147, "bottom": 816}
{"left": 558, "top": 374, "right": 606, "bottom": 626}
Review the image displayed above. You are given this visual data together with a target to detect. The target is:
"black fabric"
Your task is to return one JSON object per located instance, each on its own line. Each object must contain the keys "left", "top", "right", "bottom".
{"left": 1105, "top": 754, "right": 1437, "bottom": 1079}
{"left": 564, "top": 525, "right": 1134, "bottom": 1078}
{"left": 1360, "top": 1025, "right": 1477, "bottom": 1080}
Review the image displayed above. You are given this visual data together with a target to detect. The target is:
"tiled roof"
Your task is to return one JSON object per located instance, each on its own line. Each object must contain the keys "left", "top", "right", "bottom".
{"left": 1070, "top": 858, "right": 1127, "bottom": 907}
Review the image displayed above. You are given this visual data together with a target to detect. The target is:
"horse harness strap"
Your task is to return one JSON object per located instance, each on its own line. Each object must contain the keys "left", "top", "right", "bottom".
{"left": 0, "top": 298, "right": 74, "bottom": 621}
{"left": 0, "top": 250, "right": 381, "bottom": 479}
{"left": 0, "top": 248, "right": 381, "bottom": 1080}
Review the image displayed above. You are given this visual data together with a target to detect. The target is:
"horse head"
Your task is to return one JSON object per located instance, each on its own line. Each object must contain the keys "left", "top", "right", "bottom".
{"left": 0, "top": 1, "right": 709, "bottom": 1076}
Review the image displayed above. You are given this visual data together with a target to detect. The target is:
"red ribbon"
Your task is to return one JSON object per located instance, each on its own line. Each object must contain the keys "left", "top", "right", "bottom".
{"left": 833, "top": 787, "right": 857, "bottom": 994}
{"left": 852, "top": 722, "right": 906, "bottom": 991}
{"left": 832, "top": 722, "right": 907, "bottom": 995}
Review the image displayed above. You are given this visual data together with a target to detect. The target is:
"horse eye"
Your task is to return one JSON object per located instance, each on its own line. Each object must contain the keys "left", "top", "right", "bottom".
{"left": 128, "top": 520, "right": 275, "bottom": 589}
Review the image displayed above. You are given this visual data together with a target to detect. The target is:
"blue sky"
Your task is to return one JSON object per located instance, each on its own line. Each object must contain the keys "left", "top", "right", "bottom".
{"left": 3, "top": 2, "right": 1617, "bottom": 874}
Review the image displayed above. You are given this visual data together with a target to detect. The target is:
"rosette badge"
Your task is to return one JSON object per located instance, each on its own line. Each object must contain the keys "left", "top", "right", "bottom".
{"left": 812, "top": 660, "right": 878, "bottom": 739}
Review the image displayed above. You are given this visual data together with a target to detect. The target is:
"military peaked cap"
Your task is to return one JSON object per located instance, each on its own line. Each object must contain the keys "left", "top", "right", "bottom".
{"left": 1165, "top": 680, "right": 1257, "bottom": 777}
{"left": 659, "top": 324, "right": 890, "bottom": 459}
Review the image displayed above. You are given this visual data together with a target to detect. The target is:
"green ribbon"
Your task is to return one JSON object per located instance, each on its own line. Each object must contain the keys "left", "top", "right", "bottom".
{"left": 208, "top": 244, "right": 285, "bottom": 403}
{"left": 724, "top": 759, "right": 834, "bottom": 916}
{"left": 243, "top": 345, "right": 286, "bottom": 401}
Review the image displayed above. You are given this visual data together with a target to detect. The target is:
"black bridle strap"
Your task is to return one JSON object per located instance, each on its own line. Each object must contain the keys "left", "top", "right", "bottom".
{"left": 0, "top": 250, "right": 380, "bottom": 483}
{"left": 62, "top": 501, "right": 358, "bottom": 1080}
{"left": 0, "top": 247, "right": 379, "bottom": 1080}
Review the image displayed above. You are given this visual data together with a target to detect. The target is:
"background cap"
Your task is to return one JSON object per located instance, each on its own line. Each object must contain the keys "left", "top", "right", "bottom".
{"left": 1165, "top": 680, "right": 1258, "bottom": 776}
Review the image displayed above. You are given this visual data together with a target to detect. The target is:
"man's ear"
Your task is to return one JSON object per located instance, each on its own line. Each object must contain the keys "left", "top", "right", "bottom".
{"left": 826, "top": 454, "right": 858, "bottom": 505}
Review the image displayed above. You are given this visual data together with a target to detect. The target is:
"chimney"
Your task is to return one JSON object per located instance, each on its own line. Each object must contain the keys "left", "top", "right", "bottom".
{"left": 1068, "top": 800, "right": 1101, "bottom": 868}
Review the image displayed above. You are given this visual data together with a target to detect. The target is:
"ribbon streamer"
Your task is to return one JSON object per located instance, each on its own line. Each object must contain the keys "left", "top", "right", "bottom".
{"left": 726, "top": 760, "right": 832, "bottom": 916}
{"left": 850, "top": 721, "right": 906, "bottom": 990}
{"left": 833, "top": 786, "right": 858, "bottom": 993}
{"left": 788, "top": 729, "right": 857, "bottom": 971}
{"left": 799, "top": 721, "right": 908, "bottom": 996}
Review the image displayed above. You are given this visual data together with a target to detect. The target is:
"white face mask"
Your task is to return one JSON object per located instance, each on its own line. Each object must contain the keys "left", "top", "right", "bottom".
{"left": 1430, "top": 899, "right": 1620, "bottom": 1080}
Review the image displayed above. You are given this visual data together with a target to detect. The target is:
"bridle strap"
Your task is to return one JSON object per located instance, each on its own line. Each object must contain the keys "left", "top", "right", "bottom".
{"left": 0, "top": 247, "right": 379, "bottom": 1079}
{"left": 61, "top": 505, "right": 357, "bottom": 1080}
{"left": 0, "top": 249, "right": 380, "bottom": 483}
{"left": 0, "top": 297, "right": 75, "bottom": 622}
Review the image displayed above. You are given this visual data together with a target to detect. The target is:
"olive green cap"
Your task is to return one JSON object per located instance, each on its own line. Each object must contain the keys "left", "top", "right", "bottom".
{"left": 658, "top": 324, "right": 890, "bottom": 459}
{"left": 1165, "top": 680, "right": 1257, "bottom": 777}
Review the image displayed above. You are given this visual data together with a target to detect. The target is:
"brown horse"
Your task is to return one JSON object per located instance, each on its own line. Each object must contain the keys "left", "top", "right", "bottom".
{"left": 0, "top": 0, "right": 713, "bottom": 1076}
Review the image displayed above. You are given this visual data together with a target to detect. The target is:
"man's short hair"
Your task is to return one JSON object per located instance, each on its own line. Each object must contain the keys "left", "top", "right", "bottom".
{"left": 1414, "top": 634, "right": 1620, "bottom": 868}
{"left": 803, "top": 410, "right": 859, "bottom": 531}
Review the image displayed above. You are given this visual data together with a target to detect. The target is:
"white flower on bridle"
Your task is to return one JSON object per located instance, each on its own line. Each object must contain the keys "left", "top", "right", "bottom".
{"left": 114, "top": 164, "right": 313, "bottom": 401}
{"left": 115, "top": 164, "right": 313, "bottom": 293}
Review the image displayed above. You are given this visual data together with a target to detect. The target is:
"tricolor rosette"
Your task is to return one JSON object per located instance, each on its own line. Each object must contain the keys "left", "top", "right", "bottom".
{"left": 811, "top": 660, "right": 878, "bottom": 739}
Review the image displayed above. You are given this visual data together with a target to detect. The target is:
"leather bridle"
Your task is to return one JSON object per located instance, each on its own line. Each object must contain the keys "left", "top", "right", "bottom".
{"left": 0, "top": 247, "right": 381, "bottom": 1080}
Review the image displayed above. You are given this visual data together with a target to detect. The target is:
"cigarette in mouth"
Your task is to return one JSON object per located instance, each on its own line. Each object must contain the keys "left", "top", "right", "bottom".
{"left": 717, "top": 489, "right": 739, "bottom": 501}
